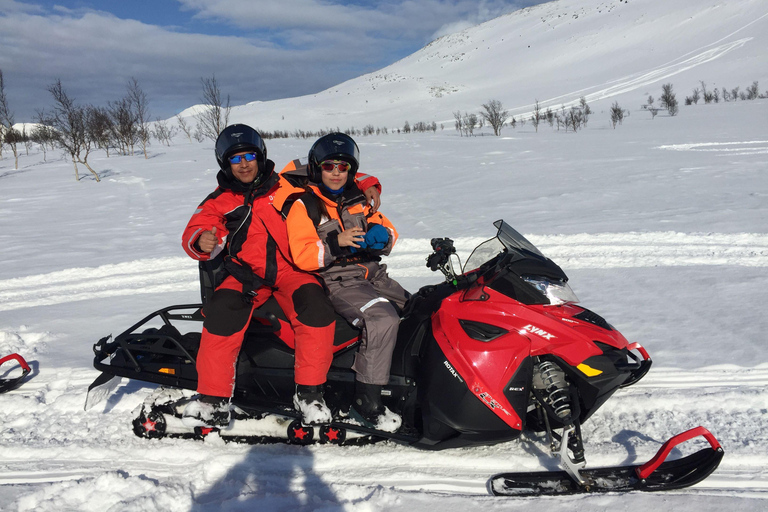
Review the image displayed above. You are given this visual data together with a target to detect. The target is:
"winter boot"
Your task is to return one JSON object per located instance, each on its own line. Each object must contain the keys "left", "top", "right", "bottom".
{"left": 293, "top": 384, "right": 333, "bottom": 425}
{"left": 181, "top": 394, "right": 231, "bottom": 428}
{"left": 351, "top": 382, "right": 402, "bottom": 433}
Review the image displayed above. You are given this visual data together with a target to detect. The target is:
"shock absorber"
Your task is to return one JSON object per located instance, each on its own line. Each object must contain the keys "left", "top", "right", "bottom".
{"left": 532, "top": 359, "right": 587, "bottom": 481}
{"left": 533, "top": 360, "right": 572, "bottom": 421}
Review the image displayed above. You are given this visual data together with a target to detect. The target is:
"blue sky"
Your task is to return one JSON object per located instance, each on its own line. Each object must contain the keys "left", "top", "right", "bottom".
{"left": 0, "top": 0, "right": 545, "bottom": 121}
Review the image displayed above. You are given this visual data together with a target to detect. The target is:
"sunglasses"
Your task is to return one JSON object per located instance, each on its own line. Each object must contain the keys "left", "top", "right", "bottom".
{"left": 228, "top": 152, "right": 258, "bottom": 164}
{"left": 320, "top": 160, "right": 352, "bottom": 173}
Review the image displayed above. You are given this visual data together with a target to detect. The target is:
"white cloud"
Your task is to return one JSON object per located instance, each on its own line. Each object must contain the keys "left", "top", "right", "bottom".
{"left": 0, "top": 0, "right": 42, "bottom": 14}
{"left": 0, "top": 0, "right": 537, "bottom": 120}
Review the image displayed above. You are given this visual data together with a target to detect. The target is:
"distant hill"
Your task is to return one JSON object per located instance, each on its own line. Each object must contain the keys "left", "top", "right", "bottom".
{"left": 186, "top": 0, "right": 768, "bottom": 132}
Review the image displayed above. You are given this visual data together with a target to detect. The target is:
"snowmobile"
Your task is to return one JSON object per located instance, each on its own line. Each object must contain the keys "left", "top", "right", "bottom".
{"left": 87, "top": 220, "right": 723, "bottom": 495}
{"left": 0, "top": 353, "right": 30, "bottom": 393}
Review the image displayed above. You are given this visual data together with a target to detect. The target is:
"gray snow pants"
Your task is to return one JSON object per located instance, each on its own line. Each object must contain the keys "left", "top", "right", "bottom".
{"left": 322, "top": 262, "right": 408, "bottom": 385}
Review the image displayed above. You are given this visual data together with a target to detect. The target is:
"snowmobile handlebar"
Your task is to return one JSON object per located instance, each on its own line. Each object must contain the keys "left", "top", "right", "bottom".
{"left": 426, "top": 238, "right": 456, "bottom": 271}
{"left": 426, "top": 237, "right": 478, "bottom": 289}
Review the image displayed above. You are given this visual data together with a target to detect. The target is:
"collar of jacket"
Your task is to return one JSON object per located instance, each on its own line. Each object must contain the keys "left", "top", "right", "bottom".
{"left": 216, "top": 159, "right": 277, "bottom": 194}
{"left": 309, "top": 183, "right": 367, "bottom": 209}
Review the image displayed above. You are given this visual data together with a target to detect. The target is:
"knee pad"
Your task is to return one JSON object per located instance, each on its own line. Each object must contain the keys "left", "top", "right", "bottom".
{"left": 202, "top": 289, "right": 253, "bottom": 336}
{"left": 292, "top": 283, "right": 335, "bottom": 327}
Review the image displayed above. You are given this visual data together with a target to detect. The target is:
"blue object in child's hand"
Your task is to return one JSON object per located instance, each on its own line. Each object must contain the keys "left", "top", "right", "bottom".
{"left": 364, "top": 224, "right": 389, "bottom": 250}
{"left": 348, "top": 233, "right": 367, "bottom": 253}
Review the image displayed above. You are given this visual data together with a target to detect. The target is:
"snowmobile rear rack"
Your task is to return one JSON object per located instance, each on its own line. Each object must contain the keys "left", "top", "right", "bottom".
{"left": 91, "top": 303, "right": 282, "bottom": 390}
{"left": 490, "top": 426, "right": 723, "bottom": 496}
{"left": 0, "top": 353, "right": 31, "bottom": 393}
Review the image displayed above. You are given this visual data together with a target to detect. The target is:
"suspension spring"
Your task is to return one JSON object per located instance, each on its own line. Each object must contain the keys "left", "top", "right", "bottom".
{"left": 535, "top": 361, "right": 572, "bottom": 420}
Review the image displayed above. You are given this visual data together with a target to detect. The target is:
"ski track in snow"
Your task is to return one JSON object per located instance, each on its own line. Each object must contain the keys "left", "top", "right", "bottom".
{"left": 656, "top": 140, "right": 768, "bottom": 156}
{"left": 1, "top": 232, "right": 766, "bottom": 312}
{"left": 531, "top": 35, "right": 757, "bottom": 113}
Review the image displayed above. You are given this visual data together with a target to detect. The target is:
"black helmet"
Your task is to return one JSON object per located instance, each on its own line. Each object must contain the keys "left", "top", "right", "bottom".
{"left": 307, "top": 132, "right": 360, "bottom": 184}
{"left": 215, "top": 124, "right": 267, "bottom": 171}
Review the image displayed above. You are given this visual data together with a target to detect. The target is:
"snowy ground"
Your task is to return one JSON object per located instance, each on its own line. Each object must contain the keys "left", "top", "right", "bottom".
{"left": 1, "top": 99, "right": 767, "bottom": 510}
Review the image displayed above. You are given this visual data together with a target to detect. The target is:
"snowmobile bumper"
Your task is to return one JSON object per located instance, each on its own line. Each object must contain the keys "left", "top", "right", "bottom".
{"left": 0, "top": 353, "right": 30, "bottom": 393}
{"left": 619, "top": 342, "right": 652, "bottom": 388}
{"left": 490, "top": 426, "right": 723, "bottom": 496}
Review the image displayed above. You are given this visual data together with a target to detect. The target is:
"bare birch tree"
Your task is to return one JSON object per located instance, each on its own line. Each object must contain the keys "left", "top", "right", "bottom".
{"left": 610, "top": 101, "right": 624, "bottom": 129}
{"left": 579, "top": 96, "right": 592, "bottom": 126}
{"left": 46, "top": 79, "right": 100, "bottom": 181}
{"left": 530, "top": 100, "right": 543, "bottom": 133}
{"left": 480, "top": 99, "right": 509, "bottom": 136}
{"left": 153, "top": 117, "right": 176, "bottom": 146}
{"left": 32, "top": 110, "right": 56, "bottom": 162}
{"left": 196, "top": 75, "right": 231, "bottom": 141}
{"left": 453, "top": 110, "right": 464, "bottom": 136}
{"left": 127, "top": 77, "right": 151, "bottom": 158}
{"left": 660, "top": 83, "right": 679, "bottom": 116}
{"left": 108, "top": 96, "right": 137, "bottom": 155}
{"left": 88, "top": 106, "right": 114, "bottom": 157}
{"left": 0, "top": 69, "right": 20, "bottom": 169}
{"left": 175, "top": 113, "right": 193, "bottom": 142}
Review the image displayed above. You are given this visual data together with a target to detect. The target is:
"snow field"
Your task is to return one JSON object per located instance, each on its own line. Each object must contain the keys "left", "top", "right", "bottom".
{"left": 1, "top": 0, "right": 768, "bottom": 505}
{"left": 2, "top": 231, "right": 766, "bottom": 312}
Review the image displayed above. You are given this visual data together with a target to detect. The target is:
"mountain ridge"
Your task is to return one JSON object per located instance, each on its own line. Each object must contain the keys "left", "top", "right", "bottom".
{"left": 176, "top": 0, "right": 767, "bottom": 131}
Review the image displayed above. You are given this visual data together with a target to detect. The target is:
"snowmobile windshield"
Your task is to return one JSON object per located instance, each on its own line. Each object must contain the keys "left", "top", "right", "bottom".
{"left": 464, "top": 220, "right": 544, "bottom": 273}
{"left": 493, "top": 220, "right": 548, "bottom": 258}
{"left": 463, "top": 237, "right": 505, "bottom": 274}
{"left": 463, "top": 220, "right": 579, "bottom": 306}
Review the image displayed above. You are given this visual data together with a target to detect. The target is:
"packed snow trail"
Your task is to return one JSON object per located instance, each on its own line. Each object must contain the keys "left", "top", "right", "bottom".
{"left": 1, "top": 232, "right": 767, "bottom": 312}
{"left": 0, "top": 365, "right": 765, "bottom": 508}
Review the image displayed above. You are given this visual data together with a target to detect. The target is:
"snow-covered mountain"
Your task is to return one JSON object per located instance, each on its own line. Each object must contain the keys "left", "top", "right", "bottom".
{"left": 203, "top": 0, "right": 768, "bottom": 131}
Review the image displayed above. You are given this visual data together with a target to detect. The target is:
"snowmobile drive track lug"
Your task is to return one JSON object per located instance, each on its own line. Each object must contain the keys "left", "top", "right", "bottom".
{"left": 490, "top": 426, "right": 724, "bottom": 496}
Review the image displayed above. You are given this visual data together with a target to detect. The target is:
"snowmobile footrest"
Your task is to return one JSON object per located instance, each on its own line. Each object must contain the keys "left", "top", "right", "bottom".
{"left": 490, "top": 426, "right": 724, "bottom": 496}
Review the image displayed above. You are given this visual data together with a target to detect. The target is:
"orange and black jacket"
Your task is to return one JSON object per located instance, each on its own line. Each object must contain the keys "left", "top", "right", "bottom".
{"left": 285, "top": 183, "right": 397, "bottom": 273}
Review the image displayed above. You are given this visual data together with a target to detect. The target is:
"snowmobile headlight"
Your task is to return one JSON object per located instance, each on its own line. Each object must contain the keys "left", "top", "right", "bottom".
{"left": 522, "top": 276, "right": 579, "bottom": 305}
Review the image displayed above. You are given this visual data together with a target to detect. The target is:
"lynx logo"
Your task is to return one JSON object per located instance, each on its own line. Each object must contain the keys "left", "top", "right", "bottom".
{"left": 333, "top": 139, "right": 345, "bottom": 146}
{"left": 232, "top": 132, "right": 243, "bottom": 138}
{"left": 443, "top": 360, "right": 464, "bottom": 383}
{"left": 522, "top": 324, "right": 556, "bottom": 340}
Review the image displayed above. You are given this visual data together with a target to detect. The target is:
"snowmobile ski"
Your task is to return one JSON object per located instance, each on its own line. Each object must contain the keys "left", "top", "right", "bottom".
{"left": 0, "top": 353, "right": 31, "bottom": 393}
{"left": 490, "top": 426, "right": 724, "bottom": 496}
